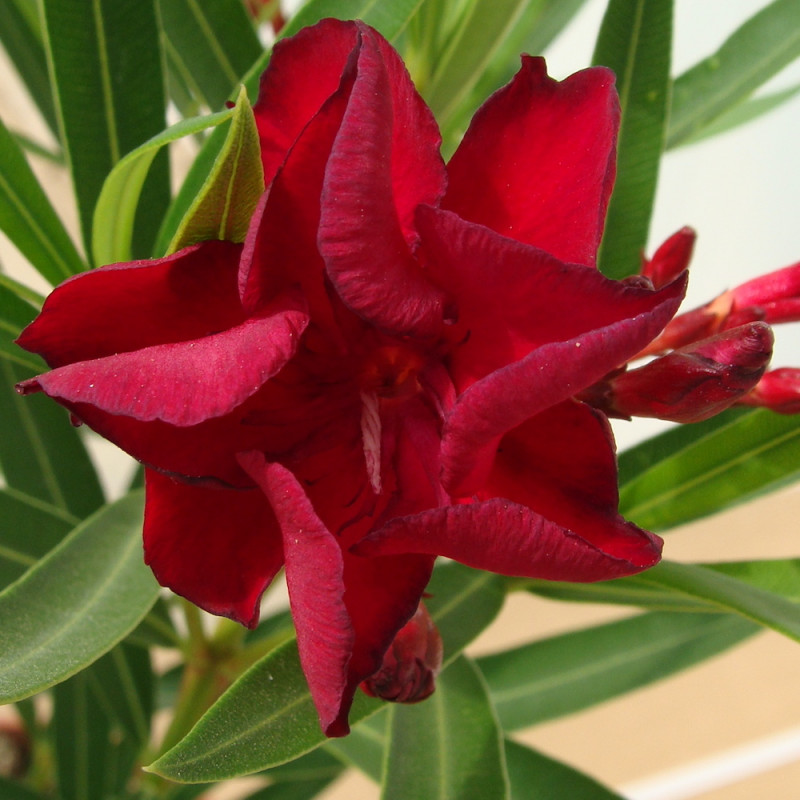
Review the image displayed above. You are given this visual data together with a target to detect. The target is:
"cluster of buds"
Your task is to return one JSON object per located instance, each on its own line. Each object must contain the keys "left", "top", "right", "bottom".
{"left": 580, "top": 228, "right": 800, "bottom": 423}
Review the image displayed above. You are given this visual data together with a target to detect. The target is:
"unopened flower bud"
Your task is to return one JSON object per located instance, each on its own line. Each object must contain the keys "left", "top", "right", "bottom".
{"left": 588, "top": 322, "right": 773, "bottom": 423}
{"left": 641, "top": 227, "right": 696, "bottom": 289}
{"left": 361, "top": 602, "right": 443, "bottom": 704}
{"left": 731, "top": 261, "right": 800, "bottom": 324}
{"left": 738, "top": 368, "right": 800, "bottom": 414}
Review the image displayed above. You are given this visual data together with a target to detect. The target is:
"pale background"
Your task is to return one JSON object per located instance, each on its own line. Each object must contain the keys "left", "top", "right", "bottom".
{"left": 0, "top": 1, "right": 798, "bottom": 798}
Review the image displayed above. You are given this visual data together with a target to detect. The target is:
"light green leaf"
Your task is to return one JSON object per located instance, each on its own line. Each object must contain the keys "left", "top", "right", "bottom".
{"left": 147, "top": 562, "right": 506, "bottom": 782}
{"left": 619, "top": 409, "right": 800, "bottom": 531}
{"left": 168, "top": 87, "right": 264, "bottom": 252}
{"left": 0, "top": 491, "right": 160, "bottom": 703}
{"left": 382, "top": 655, "right": 508, "bottom": 800}
{"left": 668, "top": 0, "right": 800, "bottom": 148}
{"left": 0, "top": 359, "right": 105, "bottom": 517}
{"left": 638, "top": 560, "right": 800, "bottom": 643}
{"left": 505, "top": 740, "right": 624, "bottom": 800}
{"left": 159, "top": 0, "right": 263, "bottom": 112}
{"left": 0, "top": 0, "right": 58, "bottom": 136}
{"left": 593, "top": 0, "right": 673, "bottom": 279}
{"left": 92, "top": 108, "right": 234, "bottom": 266}
{"left": 478, "top": 609, "right": 756, "bottom": 731}
{"left": 0, "top": 113, "right": 84, "bottom": 281}
{"left": 673, "top": 82, "right": 800, "bottom": 147}
{"left": 40, "top": 0, "right": 169, "bottom": 260}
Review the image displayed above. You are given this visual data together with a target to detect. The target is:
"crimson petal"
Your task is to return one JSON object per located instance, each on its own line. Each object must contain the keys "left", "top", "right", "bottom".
{"left": 319, "top": 23, "right": 448, "bottom": 337}
{"left": 143, "top": 469, "right": 283, "bottom": 627}
{"left": 18, "top": 294, "right": 308, "bottom": 426}
{"left": 444, "top": 57, "right": 618, "bottom": 266}
{"left": 239, "top": 452, "right": 354, "bottom": 737}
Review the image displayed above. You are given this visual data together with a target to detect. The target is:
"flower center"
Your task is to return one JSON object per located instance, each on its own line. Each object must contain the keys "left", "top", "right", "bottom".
{"left": 359, "top": 345, "right": 423, "bottom": 400}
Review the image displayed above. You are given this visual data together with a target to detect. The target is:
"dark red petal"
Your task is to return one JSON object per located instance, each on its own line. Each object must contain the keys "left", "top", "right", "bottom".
{"left": 319, "top": 24, "right": 448, "bottom": 337}
{"left": 238, "top": 452, "right": 354, "bottom": 737}
{"left": 19, "top": 294, "right": 308, "bottom": 426}
{"left": 641, "top": 227, "right": 696, "bottom": 289}
{"left": 444, "top": 57, "right": 618, "bottom": 266}
{"left": 143, "top": 469, "right": 283, "bottom": 627}
{"left": 16, "top": 241, "right": 243, "bottom": 368}
{"left": 254, "top": 19, "right": 360, "bottom": 186}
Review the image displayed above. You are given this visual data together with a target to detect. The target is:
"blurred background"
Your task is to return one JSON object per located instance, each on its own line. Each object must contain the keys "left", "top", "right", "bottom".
{"left": 1, "top": 1, "right": 798, "bottom": 798}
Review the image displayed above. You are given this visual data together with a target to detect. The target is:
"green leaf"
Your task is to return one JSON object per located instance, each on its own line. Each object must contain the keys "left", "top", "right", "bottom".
{"left": 40, "top": 0, "right": 169, "bottom": 259}
{"left": 147, "top": 562, "right": 506, "bottom": 782}
{"left": 638, "top": 560, "right": 800, "bottom": 643}
{"left": 241, "top": 776, "right": 342, "bottom": 800}
{"left": 619, "top": 409, "right": 800, "bottom": 531}
{"left": 673, "top": 82, "right": 800, "bottom": 147}
{"left": 0, "top": 485, "right": 78, "bottom": 588}
{"left": 668, "top": 0, "right": 800, "bottom": 148}
{"left": 382, "top": 655, "right": 508, "bottom": 800}
{"left": 0, "top": 491, "right": 160, "bottom": 703}
{"left": 158, "top": 0, "right": 262, "bottom": 112}
{"left": 592, "top": 0, "right": 673, "bottom": 279}
{"left": 168, "top": 87, "right": 264, "bottom": 252}
{"left": 505, "top": 740, "right": 624, "bottom": 800}
{"left": 92, "top": 107, "right": 234, "bottom": 266}
{"left": 0, "top": 113, "right": 85, "bottom": 281}
{"left": 325, "top": 712, "right": 387, "bottom": 781}
{"left": 0, "top": 776, "right": 47, "bottom": 800}
{"left": 0, "top": 359, "right": 105, "bottom": 517}
{"left": 0, "top": 0, "right": 58, "bottom": 136}
{"left": 53, "top": 667, "right": 139, "bottom": 800}
{"left": 263, "top": 746, "right": 345, "bottom": 783}
{"left": 478, "top": 609, "right": 756, "bottom": 731}
{"left": 127, "top": 597, "right": 182, "bottom": 649}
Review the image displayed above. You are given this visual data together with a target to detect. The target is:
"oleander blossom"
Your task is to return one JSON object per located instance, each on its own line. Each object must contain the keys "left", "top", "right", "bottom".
{"left": 16, "top": 20, "right": 689, "bottom": 735}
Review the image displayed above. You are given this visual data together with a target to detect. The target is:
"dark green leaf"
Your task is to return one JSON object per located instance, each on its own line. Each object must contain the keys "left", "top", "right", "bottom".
{"left": 167, "top": 87, "right": 264, "bottom": 252}
{"left": 478, "top": 609, "right": 756, "bottom": 730}
{"left": 325, "top": 712, "right": 386, "bottom": 781}
{"left": 92, "top": 107, "right": 234, "bottom": 265}
{"left": 158, "top": 0, "right": 262, "bottom": 111}
{"left": 0, "top": 359, "right": 105, "bottom": 517}
{"left": 0, "top": 113, "right": 84, "bottom": 281}
{"left": 148, "top": 561, "right": 506, "bottom": 782}
{"left": 638, "top": 560, "right": 800, "bottom": 642}
{"left": 382, "top": 655, "right": 508, "bottom": 800}
{"left": 0, "top": 776, "right": 47, "bottom": 800}
{"left": 619, "top": 409, "right": 800, "bottom": 531}
{"left": 0, "top": 0, "right": 58, "bottom": 135}
{"left": 263, "top": 746, "right": 345, "bottom": 783}
{"left": 593, "top": 0, "right": 673, "bottom": 279}
{"left": 40, "top": 0, "right": 169, "bottom": 259}
{"left": 0, "top": 485, "right": 77, "bottom": 588}
{"left": 0, "top": 491, "right": 160, "bottom": 703}
{"left": 241, "top": 776, "right": 342, "bottom": 800}
{"left": 505, "top": 740, "right": 624, "bottom": 800}
{"left": 668, "top": 0, "right": 800, "bottom": 148}
{"left": 127, "top": 597, "right": 181, "bottom": 649}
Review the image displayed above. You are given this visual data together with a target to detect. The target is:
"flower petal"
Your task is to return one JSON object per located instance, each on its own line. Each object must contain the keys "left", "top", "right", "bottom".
{"left": 16, "top": 241, "right": 244, "bottom": 368}
{"left": 18, "top": 293, "right": 308, "bottom": 426}
{"left": 319, "top": 23, "right": 448, "bottom": 337}
{"left": 238, "top": 452, "right": 354, "bottom": 737}
{"left": 143, "top": 469, "right": 283, "bottom": 627}
{"left": 254, "top": 18, "right": 360, "bottom": 186}
{"left": 443, "top": 57, "right": 618, "bottom": 266}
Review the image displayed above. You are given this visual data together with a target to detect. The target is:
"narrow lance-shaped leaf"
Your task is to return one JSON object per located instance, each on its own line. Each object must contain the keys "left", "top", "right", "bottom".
{"left": 477, "top": 609, "right": 756, "bottom": 731}
{"left": 40, "top": 0, "right": 169, "bottom": 259}
{"left": 92, "top": 107, "right": 234, "bottom": 266}
{"left": 505, "top": 740, "right": 625, "bottom": 800}
{"left": 0, "top": 491, "right": 160, "bottom": 703}
{"left": 668, "top": 0, "right": 800, "bottom": 148}
{"left": 382, "top": 655, "right": 509, "bottom": 800}
{"left": 158, "top": 0, "right": 262, "bottom": 112}
{"left": 0, "top": 0, "right": 59, "bottom": 136}
{"left": 167, "top": 87, "right": 264, "bottom": 252}
{"left": 619, "top": 408, "right": 800, "bottom": 531}
{"left": 147, "top": 563, "right": 506, "bottom": 782}
{"left": 593, "top": 0, "right": 673, "bottom": 279}
{"left": 0, "top": 113, "right": 84, "bottom": 281}
{"left": 0, "top": 282, "right": 45, "bottom": 372}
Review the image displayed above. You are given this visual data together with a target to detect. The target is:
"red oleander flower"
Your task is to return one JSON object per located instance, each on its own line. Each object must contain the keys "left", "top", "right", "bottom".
{"left": 16, "top": 20, "right": 687, "bottom": 735}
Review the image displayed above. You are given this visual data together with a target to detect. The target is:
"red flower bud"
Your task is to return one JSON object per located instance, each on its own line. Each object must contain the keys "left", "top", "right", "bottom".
{"left": 739, "top": 368, "right": 800, "bottom": 414}
{"left": 590, "top": 322, "right": 773, "bottom": 423}
{"left": 361, "top": 603, "right": 443, "bottom": 704}
{"left": 641, "top": 227, "right": 696, "bottom": 289}
{"left": 731, "top": 261, "right": 800, "bottom": 324}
